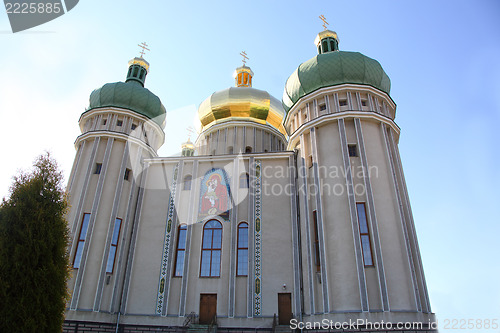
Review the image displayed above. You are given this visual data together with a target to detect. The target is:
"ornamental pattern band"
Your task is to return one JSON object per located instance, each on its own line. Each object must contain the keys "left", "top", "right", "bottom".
{"left": 254, "top": 159, "right": 262, "bottom": 316}
{"left": 156, "top": 162, "right": 180, "bottom": 315}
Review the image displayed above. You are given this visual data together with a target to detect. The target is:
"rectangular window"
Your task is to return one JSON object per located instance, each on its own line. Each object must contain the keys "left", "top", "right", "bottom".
{"left": 73, "top": 213, "right": 91, "bottom": 269}
{"left": 361, "top": 100, "right": 368, "bottom": 107}
{"left": 131, "top": 124, "right": 137, "bottom": 130}
{"left": 348, "top": 144, "right": 358, "bottom": 157}
{"left": 116, "top": 119, "right": 123, "bottom": 127}
{"left": 356, "top": 203, "right": 373, "bottom": 266}
{"left": 239, "top": 173, "right": 249, "bottom": 188}
{"left": 106, "top": 218, "right": 122, "bottom": 273}
{"left": 94, "top": 163, "right": 102, "bottom": 174}
{"left": 319, "top": 104, "right": 327, "bottom": 112}
{"left": 237, "top": 223, "right": 249, "bottom": 276}
{"left": 124, "top": 168, "right": 131, "bottom": 181}
{"left": 339, "top": 99, "right": 348, "bottom": 106}
{"left": 102, "top": 119, "right": 107, "bottom": 126}
{"left": 174, "top": 225, "right": 187, "bottom": 277}
{"left": 183, "top": 175, "right": 192, "bottom": 190}
{"left": 313, "top": 211, "right": 320, "bottom": 272}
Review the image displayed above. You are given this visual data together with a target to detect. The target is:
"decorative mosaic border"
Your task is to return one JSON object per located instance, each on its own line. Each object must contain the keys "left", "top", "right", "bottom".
{"left": 156, "top": 162, "right": 180, "bottom": 315}
{"left": 254, "top": 160, "right": 262, "bottom": 316}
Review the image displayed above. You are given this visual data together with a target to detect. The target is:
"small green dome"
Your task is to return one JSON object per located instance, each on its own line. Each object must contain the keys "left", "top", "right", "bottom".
{"left": 87, "top": 57, "right": 166, "bottom": 128}
{"left": 88, "top": 81, "right": 166, "bottom": 128}
{"left": 283, "top": 51, "right": 391, "bottom": 112}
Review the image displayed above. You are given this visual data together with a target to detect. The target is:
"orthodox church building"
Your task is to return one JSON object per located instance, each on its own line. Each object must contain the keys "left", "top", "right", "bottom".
{"left": 63, "top": 28, "right": 435, "bottom": 332}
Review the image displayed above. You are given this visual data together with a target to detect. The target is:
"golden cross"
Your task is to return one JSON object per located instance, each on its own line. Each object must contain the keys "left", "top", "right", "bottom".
{"left": 319, "top": 15, "right": 329, "bottom": 30}
{"left": 138, "top": 42, "right": 150, "bottom": 58}
{"left": 240, "top": 51, "right": 249, "bottom": 66}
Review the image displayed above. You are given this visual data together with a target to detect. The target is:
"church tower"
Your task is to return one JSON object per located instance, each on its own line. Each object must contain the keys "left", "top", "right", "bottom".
{"left": 283, "top": 27, "right": 433, "bottom": 323}
{"left": 65, "top": 55, "right": 166, "bottom": 316}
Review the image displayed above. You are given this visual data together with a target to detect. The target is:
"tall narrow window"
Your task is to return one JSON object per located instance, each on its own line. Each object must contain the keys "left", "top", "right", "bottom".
{"left": 94, "top": 163, "right": 102, "bottom": 174}
{"left": 106, "top": 218, "right": 122, "bottom": 273}
{"left": 124, "top": 168, "right": 131, "bottom": 181}
{"left": 356, "top": 203, "right": 374, "bottom": 266}
{"left": 174, "top": 224, "right": 188, "bottom": 277}
{"left": 237, "top": 222, "right": 248, "bottom": 276}
{"left": 200, "top": 220, "right": 222, "bottom": 277}
{"left": 239, "top": 173, "right": 249, "bottom": 188}
{"left": 312, "top": 211, "right": 321, "bottom": 272}
{"left": 73, "top": 213, "right": 91, "bottom": 269}
{"left": 183, "top": 175, "right": 192, "bottom": 190}
{"left": 348, "top": 144, "right": 358, "bottom": 157}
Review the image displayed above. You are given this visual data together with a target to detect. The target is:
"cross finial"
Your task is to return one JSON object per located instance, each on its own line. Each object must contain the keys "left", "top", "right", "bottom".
{"left": 319, "top": 15, "right": 329, "bottom": 30}
{"left": 186, "top": 126, "right": 195, "bottom": 140}
{"left": 240, "top": 51, "right": 249, "bottom": 66}
{"left": 138, "top": 42, "right": 150, "bottom": 58}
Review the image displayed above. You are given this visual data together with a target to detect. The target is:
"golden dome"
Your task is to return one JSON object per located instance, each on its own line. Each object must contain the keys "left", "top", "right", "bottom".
{"left": 128, "top": 57, "right": 150, "bottom": 72}
{"left": 197, "top": 86, "right": 287, "bottom": 136}
{"left": 314, "top": 29, "right": 339, "bottom": 46}
{"left": 197, "top": 65, "right": 286, "bottom": 135}
{"left": 181, "top": 138, "right": 195, "bottom": 150}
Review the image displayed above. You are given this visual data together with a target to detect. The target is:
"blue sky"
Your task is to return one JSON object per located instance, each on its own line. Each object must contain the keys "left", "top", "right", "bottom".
{"left": 1, "top": 0, "right": 499, "bottom": 328}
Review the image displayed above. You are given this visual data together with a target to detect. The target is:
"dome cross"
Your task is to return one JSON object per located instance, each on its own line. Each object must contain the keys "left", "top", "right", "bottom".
{"left": 240, "top": 51, "right": 249, "bottom": 66}
{"left": 138, "top": 42, "right": 150, "bottom": 58}
{"left": 319, "top": 15, "right": 329, "bottom": 30}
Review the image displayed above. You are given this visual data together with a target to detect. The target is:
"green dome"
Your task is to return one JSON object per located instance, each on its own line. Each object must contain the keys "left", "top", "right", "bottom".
{"left": 88, "top": 80, "right": 166, "bottom": 128}
{"left": 283, "top": 51, "right": 391, "bottom": 112}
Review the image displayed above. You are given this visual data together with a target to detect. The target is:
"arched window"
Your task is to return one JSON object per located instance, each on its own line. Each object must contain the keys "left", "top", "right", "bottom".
{"left": 239, "top": 173, "right": 249, "bottom": 188}
{"left": 237, "top": 222, "right": 248, "bottom": 276}
{"left": 174, "top": 224, "right": 188, "bottom": 276}
{"left": 322, "top": 40, "right": 328, "bottom": 53}
{"left": 245, "top": 146, "right": 252, "bottom": 153}
{"left": 200, "top": 220, "right": 222, "bottom": 277}
{"left": 183, "top": 175, "right": 192, "bottom": 190}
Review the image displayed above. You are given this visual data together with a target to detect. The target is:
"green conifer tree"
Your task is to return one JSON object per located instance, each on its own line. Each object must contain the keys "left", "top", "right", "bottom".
{"left": 0, "top": 153, "right": 70, "bottom": 332}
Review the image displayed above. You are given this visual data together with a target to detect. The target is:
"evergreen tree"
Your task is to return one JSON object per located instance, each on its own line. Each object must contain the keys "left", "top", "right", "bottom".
{"left": 0, "top": 153, "right": 70, "bottom": 332}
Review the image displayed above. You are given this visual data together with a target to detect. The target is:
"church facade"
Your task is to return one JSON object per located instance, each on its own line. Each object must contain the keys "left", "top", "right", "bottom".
{"left": 64, "top": 29, "right": 435, "bottom": 332}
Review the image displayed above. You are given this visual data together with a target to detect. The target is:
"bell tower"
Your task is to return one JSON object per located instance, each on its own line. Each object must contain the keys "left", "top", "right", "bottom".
{"left": 65, "top": 54, "right": 166, "bottom": 316}
{"left": 284, "top": 27, "right": 433, "bottom": 323}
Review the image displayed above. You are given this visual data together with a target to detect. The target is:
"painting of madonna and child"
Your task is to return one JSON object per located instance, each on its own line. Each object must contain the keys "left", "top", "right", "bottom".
{"left": 198, "top": 169, "right": 232, "bottom": 221}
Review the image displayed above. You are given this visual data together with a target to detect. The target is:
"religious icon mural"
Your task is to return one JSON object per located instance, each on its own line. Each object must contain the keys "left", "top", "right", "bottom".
{"left": 199, "top": 168, "right": 231, "bottom": 221}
